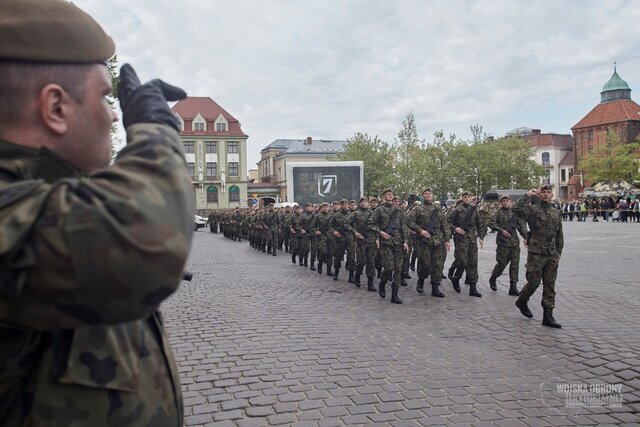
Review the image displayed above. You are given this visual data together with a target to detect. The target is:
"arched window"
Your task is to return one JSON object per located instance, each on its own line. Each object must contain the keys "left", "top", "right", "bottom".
{"left": 228, "top": 185, "right": 240, "bottom": 202}
{"left": 207, "top": 185, "right": 218, "bottom": 202}
{"left": 541, "top": 152, "right": 550, "bottom": 166}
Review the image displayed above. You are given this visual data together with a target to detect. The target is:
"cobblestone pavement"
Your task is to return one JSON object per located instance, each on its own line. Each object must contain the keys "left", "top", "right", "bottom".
{"left": 164, "top": 221, "right": 640, "bottom": 426}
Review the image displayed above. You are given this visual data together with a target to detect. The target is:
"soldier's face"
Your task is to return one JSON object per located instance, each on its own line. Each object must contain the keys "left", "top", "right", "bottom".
{"left": 350, "top": 202, "right": 357, "bottom": 210}
{"left": 383, "top": 192, "right": 393, "bottom": 202}
{"left": 370, "top": 201, "right": 377, "bottom": 209}
{"left": 423, "top": 191, "right": 433, "bottom": 202}
{"left": 360, "top": 200, "right": 368, "bottom": 209}
{"left": 321, "top": 205, "right": 329, "bottom": 213}
{"left": 501, "top": 199, "right": 512, "bottom": 208}
{"left": 392, "top": 199, "right": 400, "bottom": 207}
{"left": 539, "top": 189, "right": 553, "bottom": 202}
{"left": 333, "top": 204, "right": 340, "bottom": 211}
{"left": 462, "top": 195, "right": 471, "bottom": 204}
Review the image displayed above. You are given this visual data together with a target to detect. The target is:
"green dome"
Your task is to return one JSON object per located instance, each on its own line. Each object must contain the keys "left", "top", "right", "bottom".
{"left": 601, "top": 71, "right": 630, "bottom": 93}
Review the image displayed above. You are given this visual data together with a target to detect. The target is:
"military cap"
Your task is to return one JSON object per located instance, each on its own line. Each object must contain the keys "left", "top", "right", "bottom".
{"left": 332, "top": 201, "right": 340, "bottom": 205}
{"left": 539, "top": 184, "right": 552, "bottom": 191}
{"left": 294, "top": 204, "right": 302, "bottom": 209}
{"left": 422, "top": 187, "right": 433, "bottom": 194}
{"left": 369, "top": 197, "right": 378, "bottom": 202}
{"left": 460, "top": 190, "right": 470, "bottom": 197}
{"left": 380, "top": 188, "right": 393, "bottom": 196}
{"left": 321, "top": 202, "right": 329, "bottom": 207}
{"left": 268, "top": 202, "right": 274, "bottom": 206}
{"left": 499, "top": 194, "right": 511, "bottom": 201}
{"left": 359, "top": 196, "right": 367, "bottom": 203}
{"left": 305, "top": 202, "right": 313, "bottom": 207}
{"left": 338, "top": 198, "right": 348, "bottom": 204}
{"left": 392, "top": 196, "right": 400, "bottom": 201}
{"left": 0, "top": 0, "right": 115, "bottom": 63}
{"left": 349, "top": 199, "right": 356, "bottom": 204}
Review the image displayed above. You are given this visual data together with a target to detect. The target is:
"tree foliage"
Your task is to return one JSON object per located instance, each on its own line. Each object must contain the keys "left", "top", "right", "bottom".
{"left": 578, "top": 128, "right": 640, "bottom": 184}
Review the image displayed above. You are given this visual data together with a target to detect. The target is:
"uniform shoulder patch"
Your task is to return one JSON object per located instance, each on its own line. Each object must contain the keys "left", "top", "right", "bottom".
{"left": 0, "top": 180, "right": 43, "bottom": 209}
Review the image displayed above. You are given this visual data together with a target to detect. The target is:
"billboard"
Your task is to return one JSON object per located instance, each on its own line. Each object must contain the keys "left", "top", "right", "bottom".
{"left": 286, "top": 161, "right": 364, "bottom": 206}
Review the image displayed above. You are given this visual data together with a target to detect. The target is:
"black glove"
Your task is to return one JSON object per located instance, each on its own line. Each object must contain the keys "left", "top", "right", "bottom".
{"left": 118, "top": 63, "right": 187, "bottom": 132}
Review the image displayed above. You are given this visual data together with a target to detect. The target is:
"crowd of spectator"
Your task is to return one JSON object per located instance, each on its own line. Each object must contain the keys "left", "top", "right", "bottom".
{"left": 557, "top": 197, "right": 640, "bottom": 222}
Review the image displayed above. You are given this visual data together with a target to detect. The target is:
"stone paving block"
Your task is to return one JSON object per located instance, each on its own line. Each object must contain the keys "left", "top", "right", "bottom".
{"left": 267, "top": 413, "right": 297, "bottom": 425}
{"left": 212, "top": 409, "right": 243, "bottom": 421}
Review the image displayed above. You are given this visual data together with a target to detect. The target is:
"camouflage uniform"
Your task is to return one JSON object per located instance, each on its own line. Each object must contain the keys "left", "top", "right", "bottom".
{"left": 487, "top": 205, "right": 527, "bottom": 292}
{"left": 407, "top": 202, "right": 450, "bottom": 296}
{"left": 0, "top": 124, "right": 193, "bottom": 426}
{"left": 310, "top": 209, "right": 333, "bottom": 275}
{"left": 328, "top": 208, "right": 350, "bottom": 279}
{"left": 263, "top": 207, "right": 279, "bottom": 255}
{"left": 447, "top": 201, "right": 486, "bottom": 296}
{"left": 512, "top": 194, "right": 563, "bottom": 310}
{"left": 295, "top": 209, "right": 315, "bottom": 266}
{"left": 346, "top": 205, "right": 376, "bottom": 289}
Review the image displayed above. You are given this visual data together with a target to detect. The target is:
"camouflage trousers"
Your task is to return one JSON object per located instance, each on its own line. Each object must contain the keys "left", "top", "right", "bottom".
{"left": 333, "top": 237, "right": 347, "bottom": 270}
{"left": 267, "top": 228, "right": 278, "bottom": 252}
{"left": 402, "top": 244, "right": 411, "bottom": 276}
{"left": 416, "top": 240, "right": 447, "bottom": 284}
{"left": 310, "top": 235, "right": 318, "bottom": 264}
{"left": 380, "top": 243, "right": 404, "bottom": 289}
{"left": 298, "top": 236, "right": 310, "bottom": 258}
{"left": 317, "top": 235, "right": 332, "bottom": 265}
{"left": 491, "top": 244, "right": 520, "bottom": 283}
{"left": 290, "top": 234, "right": 299, "bottom": 256}
{"left": 345, "top": 236, "right": 356, "bottom": 272}
{"left": 356, "top": 240, "right": 376, "bottom": 278}
{"left": 520, "top": 252, "right": 558, "bottom": 309}
{"left": 452, "top": 235, "right": 479, "bottom": 283}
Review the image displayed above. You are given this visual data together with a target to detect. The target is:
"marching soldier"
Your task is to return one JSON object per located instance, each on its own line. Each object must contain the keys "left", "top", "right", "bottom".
{"left": 487, "top": 195, "right": 528, "bottom": 295}
{"left": 512, "top": 185, "right": 563, "bottom": 328}
{"left": 311, "top": 202, "right": 333, "bottom": 275}
{"left": 346, "top": 197, "right": 377, "bottom": 291}
{"left": 329, "top": 199, "right": 351, "bottom": 280}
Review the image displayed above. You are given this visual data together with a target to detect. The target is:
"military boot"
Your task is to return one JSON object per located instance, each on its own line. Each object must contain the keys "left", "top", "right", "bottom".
{"left": 333, "top": 267, "right": 340, "bottom": 281}
{"left": 431, "top": 282, "right": 445, "bottom": 297}
{"left": 469, "top": 282, "right": 482, "bottom": 298}
{"left": 508, "top": 282, "right": 520, "bottom": 296}
{"left": 367, "top": 276, "right": 377, "bottom": 292}
{"left": 353, "top": 272, "right": 361, "bottom": 288}
{"left": 304, "top": 257, "right": 308, "bottom": 267}
{"left": 489, "top": 275, "right": 498, "bottom": 291}
{"left": 376, "top": 267, "right": 382, "bottom": 279}
{"left": 391, "top": 287, "right": 403, "bottom": 304}
{"left": 310, "top": 261, "right": 316, "bottom": 271}
{"left": 542, "top": 304, "right": 562, "bottom": 328}
{"left": 272, "top": 249, "right": 277, "bottom": 257}
{"left": 447, "top": 265, "right": 456, "bottom": 281}
{"left": 262, "top": 246, "right": 266, "bottom": 253}
{"left": 299, "top": 257, "right": 304, "bottom": 266}
{"left": 378, "top": 271, "right": 389, "bottom": 298}
{"left": 291, "top": 254, "right": 296, "bottom": 264}
{"left": 451, "top": 277, "right": 461, "bottom": 293}
{"left": 326, "top": 265, "right": 333, "bottom": 277}
{"left": 515, "top": 297, "right": 533, "bottom": 318}
{"left": 317, "top": 261, "right": 323, "bottom": 274}
{"left": 416, "top": 279, "right": 425, "bottom": 294}
{"left": 401, "top": 278, "right": 408, "bottom": 286}
{"left": 348, "top": 270, "right": 354, "bottom": 283}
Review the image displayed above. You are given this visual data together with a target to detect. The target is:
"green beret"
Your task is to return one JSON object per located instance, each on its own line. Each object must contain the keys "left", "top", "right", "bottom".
{"left": 0, "top": 0, "right": 115, "bottom": 63}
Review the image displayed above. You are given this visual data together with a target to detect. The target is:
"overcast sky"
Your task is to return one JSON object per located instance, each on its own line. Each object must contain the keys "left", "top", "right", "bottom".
{"left": 76, "top": 0, "right": 640, "bottom": 171}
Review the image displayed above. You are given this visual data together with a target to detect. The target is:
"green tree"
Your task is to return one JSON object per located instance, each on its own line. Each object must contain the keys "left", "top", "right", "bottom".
{"left": 578, "top": 128, "right": 640, "bottom": 184}
{"left": 335, "top": 132, "right": 395, "bottom": 196}
{"left": 107, "top": 55, "right": 123, "bottom": 162}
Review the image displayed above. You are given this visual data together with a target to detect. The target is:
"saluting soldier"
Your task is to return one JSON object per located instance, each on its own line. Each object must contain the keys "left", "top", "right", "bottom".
{"left": 447, "top": 191, "right": 485, "bottom": 297}
{"left": 487, "top": 195, "right": 528, "bottom": 295}
{"left": 407, "top": 188, "right": 451, "bottom": 298}
{"left": 512, "top": 185, "right": 563, "bottom": 328}
{"left": 369, "top": 189, "right": 409, "bottom": 304}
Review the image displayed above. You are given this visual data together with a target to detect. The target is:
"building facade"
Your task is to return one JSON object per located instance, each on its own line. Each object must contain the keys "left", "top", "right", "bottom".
{"left": 572, "top": 67, "right": 640, "bottom": 186}
{"left": 257, "top": 137, "right": 347, "bottom": 202}
{"left": 172, "top": 97, "right": 248, "bottom": 212}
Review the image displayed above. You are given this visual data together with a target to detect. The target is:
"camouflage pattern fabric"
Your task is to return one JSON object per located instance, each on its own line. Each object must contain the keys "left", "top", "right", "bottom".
{"left": 447, "top": 202, "right": 485, "bottom": 284}
{"left": 346, "top": 207, "right": 376, "bottom": 278}
{"left": 512, "top": 194, "right": 564, "bottom": 309}
{"left": 487, "top": 207, "right": 528, "bottom": 283}
{"left": 295, "top": 211, "right": 314, "bottom": 258}
{"left": 0, "top": 123, "right": 194, "bottom": 426}
{"left": 329, "top": 209, "right": 350, "bottom": 271}
{"left": 407, "top": 202, "right": 451, "bottom": 285}
{"left": 310, "top": 211, "right": 332, "bottom": 267}
{"left": 368, "top": 202, "right": 408, "bottom": 289}
{"left": 263, "top": 209, "right": 279, "bottom": 253}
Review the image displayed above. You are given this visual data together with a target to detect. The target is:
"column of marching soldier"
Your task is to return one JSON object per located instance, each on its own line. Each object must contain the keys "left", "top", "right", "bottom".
{"left": 207, "top": 185, "right": 563, "bottom": 329}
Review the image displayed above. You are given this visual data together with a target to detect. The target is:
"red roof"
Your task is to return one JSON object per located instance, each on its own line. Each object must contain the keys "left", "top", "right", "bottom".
{"left": 572, "top": 99, "right": 640, "bottom": 130}
{"left": 558, "top": 151, "right": 574, "bottom": 166}
{"left": 525, "top": 133, "right": 573, "bottom": 149}
{"left": 172, "top": 97, "right": 248, "bottom": 137}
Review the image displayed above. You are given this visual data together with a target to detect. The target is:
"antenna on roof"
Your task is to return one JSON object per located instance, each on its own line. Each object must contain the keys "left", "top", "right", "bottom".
{"left": 614, "top": 59, "right": 617, "bottom": 73}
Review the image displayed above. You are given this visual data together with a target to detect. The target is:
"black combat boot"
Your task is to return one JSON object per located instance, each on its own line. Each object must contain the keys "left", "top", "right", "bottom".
{"left": 508, "top": 282, "right": 520, "bottom": 296}
{"left": 403, "top": 272, "right": 411, "bottom": 279}
{"left": 400, "top": 275, "right": 408, "bottom": 286}
{"left": 299, "top": 257, "right": 304, "bottom": 266}
{"left": 310, "top": 261, "right": 316, "bottom": 271}
{"left": 447, "top": 265, "right": 456, "bottom": 281}
{"left": 489, "top": 275, "right": 498, "bottom": 291}
{"left": 378, "top": 271, "right": 389, "bottom": 298}
{"left": 431, "top": 282, "right": 445, "bottom": 298}
{"left": 272, "top": 248, "right": 277, "bottom": 256}
{"left": 285, "top": 245, "right": 289, "bottom": 253}
{"left": 292, "top": 254, "right": 296, "bottom": 264}
{"left": 451, "top": 277, "right": 461, "bottom": 293}
{"left": 317, "top": 261, "right": 323, "bottom": 274}
{"left": 348, "top": 270, "right": 354, "bottom": 283}
{"left": 333, "top": 267, "right": 340, "bottom": 281}
{"left": 416, "top": 279, "right": 425, "bottom": 294}
{"left": 367, "top": 276, "right": 377, "bottom": 292}
{"left": 353, "top": 268, "right": 361, "bottom": 287}
{"left": 469, "top": 282, "right": 482, "bottom": 298}
{"left": 515, "top": 297, "right": 533, "bottom": 318}
{"left": 377, "top": 267, "right": 382, "bottom": 279}
{"left": 391, "top": 287, "right": 402, "bottom": 304}
{"left": 542, "top": 305, "right": 562, "bottom": 328}
{"left": 304, "top": 257, "right": 308, "bottom": 267}
{"left": 327, "top": 265, "right": 333, "bottom": 277}
{"left": 410, "top": 253, "right": 417, "bottom": 271}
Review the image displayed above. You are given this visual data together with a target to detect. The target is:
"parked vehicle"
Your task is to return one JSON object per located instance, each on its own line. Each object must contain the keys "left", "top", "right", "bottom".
{"left": 194, "top": 215, "right": 206, "bottom": 231}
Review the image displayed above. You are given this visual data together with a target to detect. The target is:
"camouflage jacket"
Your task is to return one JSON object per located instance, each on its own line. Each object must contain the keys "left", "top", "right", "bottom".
{"left": 329, "top": 209, "right": 350, "bottom": 242}
{"left": 368, "top": 202, "right": 408, "bottom": 246}
{"left": 448, "top": 203, "right": 486, "bottom": 241}
{"left": 0, "top": 124, "right": 193, "bottom": 426}
{"left": 346, "top": 208, "right": 375, "bottom": 244}
{"left": 487, "top": 207, "right": 528, "bottom": 247}
{"left": 295, "top": 211, "right": 315, "bottom": 238}
{"left": 512, "top": 195, "right": 563, "bottom": 256}
{"left": 310, "top": 212, "right": 332, "bottom": 238}
{"left": 262, "top": 210, "right": 279, "bottom": 229}
{"left": 406, "top": 203, "right": 450, "bottom": 247}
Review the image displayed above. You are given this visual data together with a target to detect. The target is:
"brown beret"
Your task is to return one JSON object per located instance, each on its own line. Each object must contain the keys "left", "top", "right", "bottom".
{"left": 0, "top": 0, "right": 115, "bottom": 63}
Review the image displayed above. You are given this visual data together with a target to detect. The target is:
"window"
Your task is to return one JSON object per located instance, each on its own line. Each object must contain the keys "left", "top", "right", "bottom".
{"left": 187, "top": 162, "right": 195, "bottom": 178}
{"left": 205, "top": 141, "right": 216, "bottom": 153}
{"left": 228, "top": 142, "right": 238, "bottom": 153}
{"left": 569, "top": 168, "right": 573, "bottom": 179}
{"left": 216, "top": 122, "right": 227, "bottom": 132}
{"left": 206, "top": 162, "right": 217, "bottom": 178}
{"left": 184, "top": 141, "right": 194, "bottom": 153}
{"left": 541, "top": 152, "right": 550, "bottom": 166}
{"left": 194, "top": 122, "right": 205, "bottom": 131}
{"left": 588, "top": 130, "right": 593, "bottom": 141}
{"left": 207, "top": 185, "right": 218, "bottom": 202}
{"left": 228, "top": 162, "right": 239, "bottom": 177}
{"left": 228, "top": 185, "right": 240, "bottom": 202}
{"left": 561, "top": 169, "right": 566, "bottom": 182}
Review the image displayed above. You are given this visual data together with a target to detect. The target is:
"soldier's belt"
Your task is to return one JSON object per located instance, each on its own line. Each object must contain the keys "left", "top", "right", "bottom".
{"left": 529, "top": 235, "right": 554, "bottom": 242}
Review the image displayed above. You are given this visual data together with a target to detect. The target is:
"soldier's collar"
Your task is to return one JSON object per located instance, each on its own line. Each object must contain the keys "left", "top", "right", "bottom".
{"left": 0, "top": 139, "right": 85, "bottom": 182}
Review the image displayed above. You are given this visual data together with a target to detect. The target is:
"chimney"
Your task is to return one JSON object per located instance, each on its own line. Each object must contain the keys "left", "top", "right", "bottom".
{"left": 532, "top": 129, "right": 541, "bottom": 135}
{"left": 306, "top": 136, "right": 312, "bottom": 145}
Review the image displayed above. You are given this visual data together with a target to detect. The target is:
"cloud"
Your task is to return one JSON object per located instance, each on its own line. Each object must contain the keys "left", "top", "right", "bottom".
{"left": 77, "top": 0, "right": 640, "bottom": 169}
